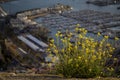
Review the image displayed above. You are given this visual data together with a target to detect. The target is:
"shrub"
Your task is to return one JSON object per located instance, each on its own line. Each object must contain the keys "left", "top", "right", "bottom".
{"left": 47, "top": 24, "right": 118, "bottom": 78}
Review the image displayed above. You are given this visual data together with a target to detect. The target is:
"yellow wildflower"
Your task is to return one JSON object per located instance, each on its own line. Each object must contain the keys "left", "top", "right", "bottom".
{"left": 75, "top": 27, "right": 79, "bottom": 31}
{"left": 50, "top": 39, "right": 54, "bottom": 43}
{"left": 109, "top": 54, "right": 112, "bottom": 57}
{"left": 47, "top": 48, "right": 50, "bottom": 51}
{"left": 83, "top": 30, "right": 87, "bottom": 34}
{"left": 61, "top": 39, "right": 65, "bottom": 43}
{"left": 76, "top": 24, "right": 80, "bottom": 27}
{"left": 104, "top": 35, "right": 109, "bottom": 39}
{"left": 78, "top": 56, "right": 81, "bottom": 59}
{"left": 115, "top": 37, "right": 119, "bottom": 41}
{"left": 85, "top": 59, "right": 88, "bottom": 63}
{"left": 76, "top": 64, "right": 79, "bottom": 67}
{"left": 48, "top": 63, "right": 52, "bottom": 67}
{"left": 82, "top": 44, "right": 85, "bottom": 49}
{"left": 57, "top": 31, "right": 61, "bottom": 34}
{"left": 54, "top": 49, "right": 58, "bottom": 54}
{"left": 79, "top": 34, "right": 83, "bottom": 38}
{"left": 69, "top": 32, "right": 73, "bottom": 36}
{"left": 55, "top": 33, "right": 59, "bottom": 37}
{"left": 68, "top": 59, "right": 73, "bottom": 63}
{"left": 97, "top": 32, "right": 101, "bottom": 36}
{"left": 98, "top": 56, "right": 101, "bottom": 60}
{"left": 89, "top": 68, "right": 92, "bottom": 72}
{"left": 59, "top": 34, "right": 63, "bottom": 37}
{"left": 86, "top": 48, "right": 89, "bottom": 53}
{"left": 61, "top": 49, "right": 64, "bottom": 52}
{"left": 78, "top": 42, "right": 81, "bottom": 45}
{"left": 114, "top": 58, "right": 118, "bottom": 61}
{"left": 75, "top": 45, "right": 78, "bottom": 49}
{"left": 91, "top": 49, "right": 95, "bottom": 53}
{"left": 110, "top": 68, "right": 114, "bottom": 71}
{"left": 49, "top": 43, "right": 53, "bottom": 47}
{"left": 92, "top": 55, "right": 96, "bottom": 60}
{"left": 106, "top": 43, "right": 111, "bottom": 47}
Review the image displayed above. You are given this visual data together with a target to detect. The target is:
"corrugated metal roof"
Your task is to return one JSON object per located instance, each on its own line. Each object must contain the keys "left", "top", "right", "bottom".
{"left": 26, "top": 34, "right": 48, "bottom": 48}
{"left": 17, "top": 36, "right": 44, "bottom": 52}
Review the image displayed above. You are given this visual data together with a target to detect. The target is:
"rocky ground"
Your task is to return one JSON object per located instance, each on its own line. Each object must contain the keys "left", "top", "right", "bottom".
{"left": 0, "top": 73, "right": 120, "bottom": 80}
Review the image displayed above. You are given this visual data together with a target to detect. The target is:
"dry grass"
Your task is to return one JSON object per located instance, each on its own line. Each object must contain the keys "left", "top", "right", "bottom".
{"left": 0, "top": 73, "right": 120, "bottom": 80}
{"left": 0, "top": 73, "right": 63, "bottom": 80}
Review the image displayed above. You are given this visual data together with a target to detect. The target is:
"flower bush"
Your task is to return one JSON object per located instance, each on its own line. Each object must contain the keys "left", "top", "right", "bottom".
{"left": 47, "top": 24, "right": 118, "bottom": 78}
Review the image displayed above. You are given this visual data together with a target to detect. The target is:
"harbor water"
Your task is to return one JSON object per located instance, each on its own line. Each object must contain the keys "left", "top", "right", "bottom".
{"left": 0, "top": 0, "right": 120, "bottom": 14}
{"left": 1, "top": 0, "right": 120, "bottom": 46}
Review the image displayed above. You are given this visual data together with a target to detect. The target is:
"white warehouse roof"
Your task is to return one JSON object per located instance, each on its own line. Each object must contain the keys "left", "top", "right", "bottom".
{"left": 26, "top": 34, "right": 48, "bottom": 48}
{"left": 17, "top": 36, "right": 44, "bottom": 52}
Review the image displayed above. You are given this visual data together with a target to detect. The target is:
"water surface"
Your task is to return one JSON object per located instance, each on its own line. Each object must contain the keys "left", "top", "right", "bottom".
{"left": 0, "top": 0, "right": 120, "bottom": 14}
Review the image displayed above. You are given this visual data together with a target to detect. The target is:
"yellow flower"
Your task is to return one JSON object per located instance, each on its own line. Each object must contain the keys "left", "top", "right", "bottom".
{"left": 75, "top": 45, "right": 78, "bottom": 49}
{"left": 68, "top": 47, "right": 71, "bottom": 51}
{"left": 75, "top": 27, "right": 79, "bottom": 31}
{"left": 50, "top": 39, "right": 54, "bottom": 43}
{"left": 109, "top": 54, "right": 112, "bottom": 57}
{"left": 79, "top": 28, "right": 82, "bottom": 31}
{"left": 49, "top": 43, "right": 53, "bottom": 47}
{"left": 55, "top": 33, "right": 59, "bottom": 37}
{"left": 78, "top": 56, "right": 81, "bottom": 59}
{"left": 47, "top": 48, "right": 50, "bottom": 51}
{"left": 98, "top": 56, "right": 101, "bottom": 60}
{"left": 85, "top": 59, "right": 88, "bottom": 63}
{"left": 107, "top": 67, "right": 110, "bottom": 71}
{"left": 78, "top": 42, "right": 81, "bottom": 45}
{"left": 91, "top": 49, "right": 95, "bottom": 53}
{"left": 68, "top": 43, "right": 72, "bottom": 47}
{"left": 82, "top": 44, "right": 85, "bottom": 49}
{"left": 76, "top": 64, "right": 79, "bottom": 67}
{"left": 76, "top": 24, "right": 80, "bottom": 27}
{"left": 106, "top": 43, "right": 111, "bottom": 47}
{"left": 69, "top": 32, "right": 73, "bottom": 36}
{"left": 97, "top": 32, "right": 101, "bottom": 36}
{"left": 85, "top": 39, "right": 89, "bottom": 44}
{"left": 91, "top": 43, "right": 95, "bottom": 48}
{"left": 89, "top": 68, "right": 92, "bottom": 72}
{"left": 114, "top": 58, "right": 117, "bottom": 61}
{"left": 92, "top": 55, "right": 96, "bottom": 60}
{"left": 110, "top": 68, "right": 114, "bottom": 71}
{"left": 79, "top": 34, "right": 83, "bottom": 38}
{"left": 86, "top": 48, "right": 89, "bottom": 53}
{"left": 57, "top": 31, "right": 61, "bottom": 34}
{"left": 61, "top": 49, "right": 64, "bottom": 52}
{"left": 54, "top": 49, "right": 58, "bottom": 54}
{"left": 59, "top": 34, "right": 63, "bottom": 37}
{"left": 48, "top": 63, "right": 52, "bottom": 67}
{"left": 115, "top": 37, "right": 119, "bottom": 41}
{"left": 83, "top": 30, "right": 87, "bottom": 35}
{"left": 104, "top": 35, "right": 109, "bottom": 39}
{"left": 68, "top": 59, "right": 73, "bottom": 63}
